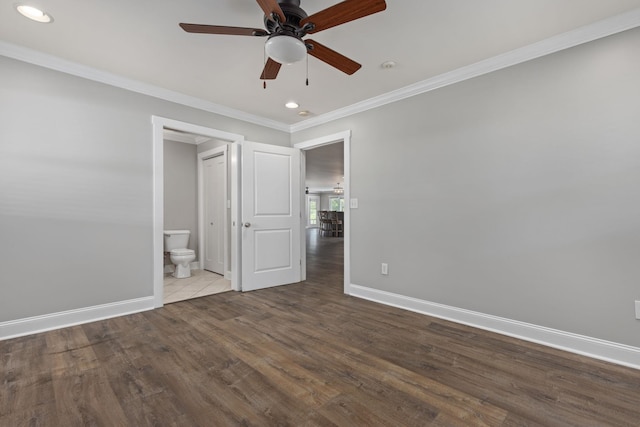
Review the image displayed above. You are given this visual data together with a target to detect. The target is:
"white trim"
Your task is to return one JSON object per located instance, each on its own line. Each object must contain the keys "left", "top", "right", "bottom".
{"left": 300, "top": 150, "right": 307, "bottom": 281}
{"left": 294, "top": 131, "right": 352, "bottom": 150}
{"left": 152, "top": 117, "right": 165, "bottom": 308}
{"left": 197, "top": 146, "right": 228, "bottom": 278}
{"left": 230, "top": 143, "right": 242, "bottom": 291}
{"left": 4, "top": 9, "right": 639, "bottom": 135}
{"left": 290, "top": 8, "right": 640, "bottom": 133}
{"left": 164, "top": 129, "right": 213, "bottom": 145}
{"left": 0, "top": 297, "right": 155, "bottom": 341}
{"left": 152, "top": 116, "right": 244, "bottom": 307}
{"left": 0, "top": 41, "right": 289, "bottom": 133}
{"left": 349, "top": 284, "right": 640, "bottom": 370}
{"left": 294, "top": 130, "right": 351, "bottom": 294}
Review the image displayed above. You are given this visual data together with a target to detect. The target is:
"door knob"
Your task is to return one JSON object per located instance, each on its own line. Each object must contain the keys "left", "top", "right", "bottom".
{"left": 243, "top": 222, "right": 251, "bottom": 228}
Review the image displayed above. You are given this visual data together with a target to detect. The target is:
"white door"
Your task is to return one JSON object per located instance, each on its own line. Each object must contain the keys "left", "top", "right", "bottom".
{"left": 203, "top": 154, "right": 225, "bottom": 275}
{"left": 241, "top": 141, "right": 301, "bottom": 291}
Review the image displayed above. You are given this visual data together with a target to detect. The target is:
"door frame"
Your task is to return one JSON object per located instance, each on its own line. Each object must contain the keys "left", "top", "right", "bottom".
{"left": 152, "top": 116, "right": 244, "bottom": 308}
{"left": 294, "top": 130, "right": 351, "bottom": 294}
{"left": 197, "top": 146, "right": 228, "bottom": 279}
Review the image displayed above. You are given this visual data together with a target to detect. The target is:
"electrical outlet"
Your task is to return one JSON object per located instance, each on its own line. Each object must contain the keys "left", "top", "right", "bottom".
{"left": 636, "top": 300, "right": 640, "bottom": 320}
{"left": 381, "top": 263, "right": 388, "bottom": 275}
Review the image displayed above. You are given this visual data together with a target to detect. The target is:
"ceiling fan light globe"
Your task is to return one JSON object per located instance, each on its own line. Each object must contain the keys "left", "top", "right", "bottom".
{"left": 265, "top": 35, "right": 307, "bottom": 65}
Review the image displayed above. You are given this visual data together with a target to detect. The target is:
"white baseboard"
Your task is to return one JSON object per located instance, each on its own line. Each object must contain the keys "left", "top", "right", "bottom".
{"left": 0, "top": 296, "right": 155, "bottom": 341}
{"left": 349, "top": 284, "right": 640, "bottom": 370}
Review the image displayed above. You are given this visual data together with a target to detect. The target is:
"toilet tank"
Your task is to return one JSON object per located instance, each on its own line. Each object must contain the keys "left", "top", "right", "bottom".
{"left": 163, "top": 230, "right": 190, "bottom": 251}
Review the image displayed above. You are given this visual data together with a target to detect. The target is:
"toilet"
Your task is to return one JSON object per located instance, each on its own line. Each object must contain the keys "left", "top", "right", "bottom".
{"left": 163, "top": 230, "right": 196, "bottom": 279}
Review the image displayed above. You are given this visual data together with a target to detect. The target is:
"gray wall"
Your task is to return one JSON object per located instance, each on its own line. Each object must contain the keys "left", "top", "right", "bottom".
{"left": 293, "top": 28, "right": 640, "bottom": 347}
{"left": 0, "top": 55, "right": 288, "bottom": 322}
{"left": 164, "top": 139, "right": 198, "bottom": 253}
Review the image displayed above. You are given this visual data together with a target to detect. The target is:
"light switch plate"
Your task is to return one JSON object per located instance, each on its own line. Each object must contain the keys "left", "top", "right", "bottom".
{"left": 636, "top": 300, "right": 640, "bottom": 320}
{"left": 350, "top": 198, "right": 358, "bottom": 209}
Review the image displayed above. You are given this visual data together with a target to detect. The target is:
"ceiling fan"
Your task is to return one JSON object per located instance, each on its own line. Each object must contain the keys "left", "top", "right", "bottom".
{"left": 179, "top": 0, "right": 387, "bottom": 81}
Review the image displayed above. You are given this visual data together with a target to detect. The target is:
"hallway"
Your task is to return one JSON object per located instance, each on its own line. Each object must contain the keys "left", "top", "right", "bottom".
{"left": 305, "top": 228, "right": 343, "bottom": 288}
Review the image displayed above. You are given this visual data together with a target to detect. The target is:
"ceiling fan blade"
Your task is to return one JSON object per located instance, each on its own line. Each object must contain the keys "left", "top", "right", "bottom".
{"left": 256, "top": 0, "right": 286, "bottom": 23}
{"left": 305, "top": 40, "right": 361, "bottom": 75}
{"left": 179, "top": 23, "right": 268, "bottom": 37}
{"left": 301, "top": 0, "right": 386, "bottom": 34}
{"left": 260, "top": 57, "right": 282, "bottom": 80}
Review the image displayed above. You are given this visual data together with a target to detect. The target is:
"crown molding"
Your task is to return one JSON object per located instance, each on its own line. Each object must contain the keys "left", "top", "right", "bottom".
{"left": 0, "top": 41, "right": 291, "bottom": 133}
{"left": 290, "top": 7, "right": 640, "bottom": 133}
{"left": 2, "top": 7, "right": 640, "bottom": 136}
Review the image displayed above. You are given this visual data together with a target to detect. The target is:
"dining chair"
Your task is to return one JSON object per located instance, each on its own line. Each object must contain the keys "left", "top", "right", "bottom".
{"left": 318, "top": 211, "right": 333, "bottom": 236}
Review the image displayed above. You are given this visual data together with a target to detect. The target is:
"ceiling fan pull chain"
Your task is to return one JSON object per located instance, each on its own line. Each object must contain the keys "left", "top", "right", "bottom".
{"left": 306, "top": 53, "right": 309, "bottom": 86}
{"left": 263, "top": 45, "right": 267, "bottom": 89}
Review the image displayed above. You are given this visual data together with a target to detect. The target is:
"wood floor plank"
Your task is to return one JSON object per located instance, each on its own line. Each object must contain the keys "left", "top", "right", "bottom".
{"left": 44, "top": 327, "right": 101, "bottom": 379}
{"left": 51, "top": 368, "right": 130, "bottom": 425}
{"left": 1, "top": 334, "right": 56, "bottom": 417}
{"left": 0, "top": 404, "right": 61, "bottom": 427}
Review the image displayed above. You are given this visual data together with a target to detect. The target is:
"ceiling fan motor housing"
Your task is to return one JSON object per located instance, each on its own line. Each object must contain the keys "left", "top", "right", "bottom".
{"left": 264, "top": 0, "right": 309, "bottom": 37}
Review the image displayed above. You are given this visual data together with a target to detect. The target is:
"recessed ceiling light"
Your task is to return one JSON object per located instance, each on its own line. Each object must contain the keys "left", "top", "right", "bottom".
{"left": 298, "top": 110, "right": 311, "bottom": 117}
{"left": 15, "top": 4, "right": 53, "bottom": 23}
{"left": 381, "top": 60, "right": 396, "bottom": 69}
{"left": 285, "top": 101, "right": 299, "bottom": 109}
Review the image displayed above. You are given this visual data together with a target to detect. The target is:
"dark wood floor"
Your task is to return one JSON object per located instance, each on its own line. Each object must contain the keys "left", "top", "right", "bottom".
{"left": 2, "top": 230, "right": 640, "bottom": 426}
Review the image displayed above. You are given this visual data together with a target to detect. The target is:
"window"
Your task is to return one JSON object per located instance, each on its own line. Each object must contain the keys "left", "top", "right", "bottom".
{"left": 329, "top": 197, "right": 345, "bottom": 212}
{"left": 307, "top": 195, "right": 320, "bottom": 227}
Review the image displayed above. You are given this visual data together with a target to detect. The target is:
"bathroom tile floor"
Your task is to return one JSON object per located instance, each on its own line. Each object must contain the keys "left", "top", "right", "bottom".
{"left": 163, "top": 269, "right": 232, "bottom": 304}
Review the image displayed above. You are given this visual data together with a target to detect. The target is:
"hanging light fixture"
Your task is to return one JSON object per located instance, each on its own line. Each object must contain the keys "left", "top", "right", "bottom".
{"left": 333, "top": 183, "right": 344, "bottom": 194}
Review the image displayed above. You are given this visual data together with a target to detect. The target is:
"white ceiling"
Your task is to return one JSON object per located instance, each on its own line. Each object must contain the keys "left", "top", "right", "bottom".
{"left": 2, "top": 0, "right": 640, "bottom": 128}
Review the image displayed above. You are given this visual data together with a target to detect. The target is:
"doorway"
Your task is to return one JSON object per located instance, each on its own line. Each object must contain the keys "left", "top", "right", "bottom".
{"left": 152, "top": 116, "right": 244, "bottom": 307}
{"left": 295, "top": 130, "right": 351, "bottom": 294}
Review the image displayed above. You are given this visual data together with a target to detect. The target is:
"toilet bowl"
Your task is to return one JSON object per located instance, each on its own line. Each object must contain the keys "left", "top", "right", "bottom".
{"left": 163, "top": 229, "right": 196, "bottom": 279}
{"left": 169, "top": 248, "right": 196, "bottom": 279}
